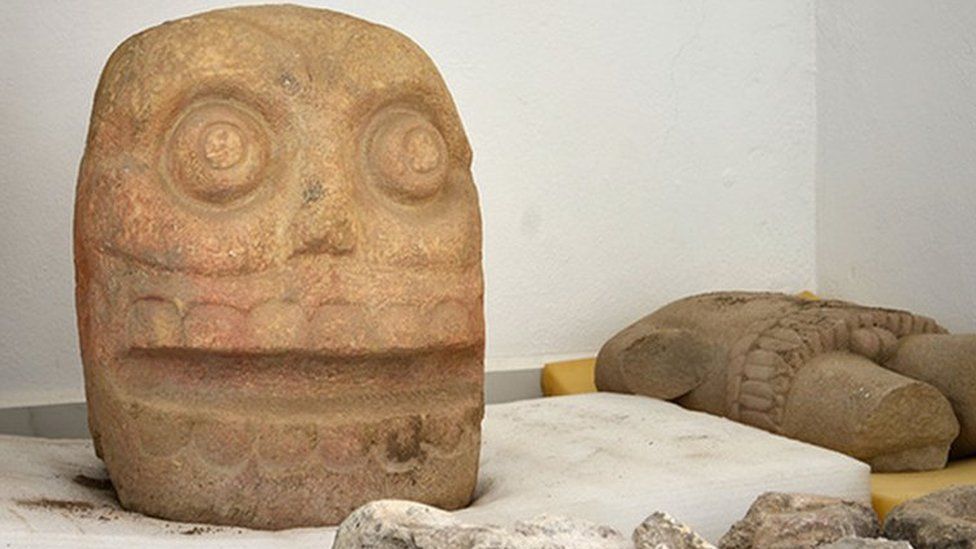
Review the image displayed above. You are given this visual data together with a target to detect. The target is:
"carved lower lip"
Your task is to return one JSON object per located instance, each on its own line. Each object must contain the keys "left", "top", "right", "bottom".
{"left": 111, "top": 345, "right": 485, "bottom": 422}
{"left": 126, "top": 297, "right": 480, "bottom": 356}
{"left": 101, "top": 347, "right": 484, "bottom": 476}
{"left": 104, "top": 389, "right": 480, "bottom": 482}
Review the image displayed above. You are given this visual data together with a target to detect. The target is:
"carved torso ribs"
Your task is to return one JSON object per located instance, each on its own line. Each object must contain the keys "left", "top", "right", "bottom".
{"left": 726, "top": 298, "right": 945, "bottom": 432}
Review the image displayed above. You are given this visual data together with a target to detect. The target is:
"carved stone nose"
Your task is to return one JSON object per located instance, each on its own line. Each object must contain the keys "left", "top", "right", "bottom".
{"left": 290, "top": 177, "right": 357, "bottom": 256}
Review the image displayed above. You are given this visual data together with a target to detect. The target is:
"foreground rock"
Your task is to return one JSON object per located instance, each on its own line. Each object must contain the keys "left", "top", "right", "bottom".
{"left": 719, "top": 492, "right": 881, "bottom": 548}
{"left": 821, "top": 537, "right": 913, "bottom": 548}
{"left": 332, "top": 500, "right": 631, "bottom": 548}
{"left": 883, "top": 485, "right": 976, "bottom": 548}
{"left": 633, "top": 512, "right": 716, "bottom": 548}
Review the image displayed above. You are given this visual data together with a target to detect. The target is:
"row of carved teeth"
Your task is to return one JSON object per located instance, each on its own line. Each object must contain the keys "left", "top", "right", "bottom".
{"left": 127, "top": 297, "right": 479, "bottom": 352}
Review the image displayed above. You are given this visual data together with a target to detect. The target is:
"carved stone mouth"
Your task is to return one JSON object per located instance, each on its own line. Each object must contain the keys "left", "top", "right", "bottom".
{"left": 95, "top": 350, "right": 484, "bottom": 529}
{"left": 126, "top": 296, "right": 480, "bottom": 356}
{"left": 96, "top": 385, "right": 483, "bottom": 529}
{"left": 112, "top": 344, "right": 484, "bottom": 418}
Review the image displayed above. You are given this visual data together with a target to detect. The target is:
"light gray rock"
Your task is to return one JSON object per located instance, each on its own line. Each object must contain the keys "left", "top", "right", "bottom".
{"left": 719, "top": 492, "right": 881, "bottom": 549}
{"left": 510, "top": 514, "right": 630, "bottom": 547}
{"left": 821, "top": 537, "right": 913, "bottom": 549}
{"left": 331, "top": 500, "right": 630, "bottom": 549}
{"left": 883, "top": 485, "right": 976, "bottom": 548}
{"left": 331, "top": 499, "right": 491, "bottom": 548}
{"left": 633, "top": 512, "right": 716, "bottom": 549}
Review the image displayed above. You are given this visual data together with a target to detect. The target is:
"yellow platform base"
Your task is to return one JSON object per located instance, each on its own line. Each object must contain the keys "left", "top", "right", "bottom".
{"left": 541, "top": 356, "right": 976, "bottom": 518}
{"left": 871, "top": 459, "right": 976, "bottom": 519}
{"left": 541, "top": 357, "right": 597, "bottom": 396}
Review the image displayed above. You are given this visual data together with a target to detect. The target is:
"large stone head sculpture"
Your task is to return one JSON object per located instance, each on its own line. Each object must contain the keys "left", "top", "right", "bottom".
{"left": 74, "top": 6, "right": 483, "bottom": 529}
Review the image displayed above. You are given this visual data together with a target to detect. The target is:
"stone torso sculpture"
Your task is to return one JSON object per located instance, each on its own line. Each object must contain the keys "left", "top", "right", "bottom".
{"left": 596, "top": 292, "right": 976, "bottom": 472}
{"left": 74, "top": 6, "right": 484, "bottom": 529}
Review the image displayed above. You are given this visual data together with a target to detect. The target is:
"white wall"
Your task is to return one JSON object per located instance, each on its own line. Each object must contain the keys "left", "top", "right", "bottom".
{"left": 817, "top": 1, "right": 976, "bottom": 332}
{"left": 0, "top": 1, "right": 817, "bottom": 407}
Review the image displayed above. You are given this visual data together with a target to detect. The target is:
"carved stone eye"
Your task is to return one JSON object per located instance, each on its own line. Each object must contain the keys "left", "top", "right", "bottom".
{"left": 166, "top": 102, "right": 269, "bottom": 205}
{"left": 365, "top": 109, "right": 448, "bottom": 202}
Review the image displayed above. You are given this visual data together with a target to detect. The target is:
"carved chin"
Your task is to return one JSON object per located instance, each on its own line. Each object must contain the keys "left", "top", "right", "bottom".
{"left": 90, "top": 379, "right": 482, "bottom": 528}
{"left": 87, "top": 343, "right": 484, "bottom": 528}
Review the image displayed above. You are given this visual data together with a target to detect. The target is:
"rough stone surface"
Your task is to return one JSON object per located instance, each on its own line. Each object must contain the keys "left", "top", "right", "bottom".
{"left": 331, "top": 500, "right": 487, "bottom": 548}
{"left": 332, "top": 500, "right": 630, "bottom": 549}
{"left": 633, "top": 511, "right": 715, "bottom": 548}
{"left": 595, "top": 291, "right": 962, "bottom": 471}
{"left": 821, "top": 538, "right": 913, "bottom": 549}
{"left": 887, "top": 334, "right": 976, "bottom": 458}
{"left": 883, "top": 485, "right": 976, "bottom": 548}
{"left": 718, "top": 492, "right": 881, "bottom": 549}
{"left": 74, "top": 5, "right": 484, "bottom": 529}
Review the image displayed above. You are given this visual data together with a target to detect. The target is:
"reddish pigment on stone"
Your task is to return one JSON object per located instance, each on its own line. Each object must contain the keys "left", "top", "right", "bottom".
{"left": 74, "top": 5, "right": 484, "bottom": 530}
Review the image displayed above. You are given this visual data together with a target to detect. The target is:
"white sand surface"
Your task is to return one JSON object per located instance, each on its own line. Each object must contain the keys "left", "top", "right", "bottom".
{"left": 0, "top": 393, "right": 870, "bottom": 546}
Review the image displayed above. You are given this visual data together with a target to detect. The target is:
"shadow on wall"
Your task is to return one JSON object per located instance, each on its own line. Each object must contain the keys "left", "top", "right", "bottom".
{"left": 0, "top": 403, "right": 90, "bottom": 438}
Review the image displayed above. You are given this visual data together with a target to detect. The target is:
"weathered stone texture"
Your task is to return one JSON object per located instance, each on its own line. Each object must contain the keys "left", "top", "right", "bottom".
{"left": 633, "top": 511, "right": 716, "bottom": 549}
{"left": 821, "top": 537, "right": 913, "bottom": 549}
{"left": 74, "top": 5, "right": 484, "bottom": 529}
{"left": 596, "top": 291, "right": 964, "bottom": 471}
{"left": 332, "top": 500, "right": 630, "bottom": 549}
{"left": 883, "top": 485, "right": 976, "bottom": 548}
{"left": 718, "top": 492, "right": 881, "bottom": 549}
